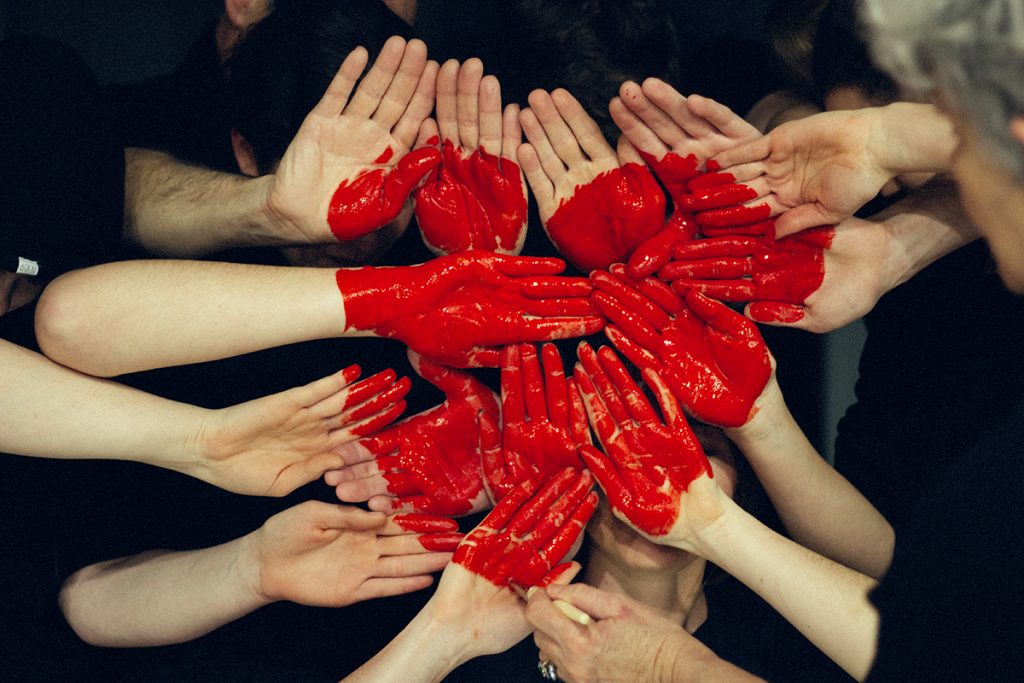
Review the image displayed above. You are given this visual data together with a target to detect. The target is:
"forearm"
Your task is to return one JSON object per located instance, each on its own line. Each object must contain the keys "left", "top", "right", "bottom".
{"left": 123, "top": 148, "right": 284, "bottom": 256}
{"left": 341, "top": 600, "right": 466, "bottom": 683}
{"left": 687, "top": 500, "right": 879, "bottom": 681}
{"left": 661, "top": 635, "right": 766, "bottom": 683}
{"left": 745, "top": 90, "right": 822, "bottom": 134}
{"left": 36, "top": 259, "right": 344, "bottom": 376}
{"left": 60, "top": 536, "right": 266, "bottom": 647}
{"left": 727, "top": 383, "right": 894, "bottom": 578}
{"left": 872, "top": 103, "right": 957, "bottom": 176}
{"left": 875, "top": 177, "right": 978, "bottom": 291}
{"left": 0, "top": 338, "right": 206, "bottom": 471}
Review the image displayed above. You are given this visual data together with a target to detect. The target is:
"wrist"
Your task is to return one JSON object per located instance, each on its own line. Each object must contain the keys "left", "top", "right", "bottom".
{"left": 876, "top": 103, "right": 956, "bottom": 175}
{"left": 234, "top": 529, "right": 278, "bottom": 609}
{"left": 725, "top": 376, "right": 788, "bottom": 448}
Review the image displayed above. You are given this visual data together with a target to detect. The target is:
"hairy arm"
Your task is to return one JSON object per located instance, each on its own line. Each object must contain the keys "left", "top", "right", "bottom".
{"left": 123, "top": 148, "right": 283, "bottom": 256}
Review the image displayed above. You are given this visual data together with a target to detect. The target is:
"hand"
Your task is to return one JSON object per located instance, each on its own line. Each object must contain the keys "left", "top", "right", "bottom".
{"left": 711, "top": 108, "right": 895, "bottom": 238}
{"left": 414, "top": 59, "right": 528, "bottom": 255}
{"left": 327, "top": 350, "right": 499, "bottom": 516}
{"left": 340, "top": 473, "right": 593, "bottom": 682}
{"left": 453, "top": 468, "right": 597, "bottom": 590}
{"left": 591, "top": 266, "right": 773, "bottom": 428}
{"left": 518, "top": 88, "right": 666, "bottom": 272}
{"left": 528, "top": 583, "right": 741, "bottom": 683}
{"left": 610, "top": 83, "right": 768, "bottom": 277}
{"left": 485, "top": 343, "right": 591, "bottom": 502}
{"left": 242, "top": 502, "right": 460, "bottom": 608}
{"left": 660, "top": 223, "right": 835, "bottom": 326}
{"left": 335, "top": 251, "right": 605, "bottom": 367}
{"left": 573, "top": 342, "right": 720, "bottom": 542}
{"left": 196, "top": 365, "right": 409, "bottom": 496}
{"left": 266, "top": 36, "right": 441, "bottom": 244}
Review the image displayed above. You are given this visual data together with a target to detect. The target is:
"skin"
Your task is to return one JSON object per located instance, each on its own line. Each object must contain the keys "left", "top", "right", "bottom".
{"left": 414, "top": 59, "right": 528, "bottom": 255}
{"left": 948, "top": 114, "right": 1024, "bottom": 292}
{"left": 327, "top": 350, "right": 498, "bottom": 516}
{"left": 0, "top": 270, "right": 42, "bottom": 316}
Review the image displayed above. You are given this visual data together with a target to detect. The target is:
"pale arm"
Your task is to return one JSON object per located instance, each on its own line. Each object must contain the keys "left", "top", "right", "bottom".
{"left": 61, "top": 503, "right": 458, "bottom": 647}
{"left": 726, "top": 377, "right": 894, "bottom": 578}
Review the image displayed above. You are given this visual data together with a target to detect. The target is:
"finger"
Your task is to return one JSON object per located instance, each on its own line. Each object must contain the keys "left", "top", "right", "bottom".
{"left": 625, "top": 79, "right": 694, "bottom": 149}
{"left": 341, "top": 368, "right": 401, "bottom": 409}
{"left": 596, "top": 346, "right": 658, "bottom": 423}
{"left": 610, "top": 263, "right": 686, "bottom": 314}
{"left": 577, "top": 444, "right": 631, "bottom": 511}
{"left": 694, "top": 201, "right": 772, "bottom": 232}
{"left": 506, "top": 467, "right": 581, "bottom": 537}
{"left": 311, "top": 47, "right": 369, "bottom": 117}
{"left": 709, "top": 134, "right": 772, "bottom": 169}
{"left": 293, "top": 364, "right": 360, "bottom": 412}
{"left": 746, "top": 301, "right": 806, "bottom": 326}
{"left": 501, "top": 343, "right": 527, "bottom": 428}
{"left": 350, "top": 575, "right": 436, "bottom": 602}
{"left": 591, "top": 293, "right": 662, "bottom": 359}
{"left": 685, "top": 289, "right": 755, "bottom": 339}
{"left": 511, "top": 316, "right": 607, "bottom": 342}
{"left": 528, "top": 89, "right": 587, "bottom": 167}
{"left": 520, "top": 343, "right": 549, "bottom": 422}
{"left": 590, "top": 269, "right": 673, "bottom": 331}
{"left": 575, "top": 341, "right": 631, "bottom": 428}
{"left": 615, "top": 135, "right": 645, "bottom": 166}
{"left": 519, "top": 106, "right": 567, "bottom": 184}
{"left": 344, "top": 35, "right": 407, "bottom": 118}
{"left": 685, "top": 92, "right": 759, "bottom": 141}
{"left": 659, "top": 258, "right": 753, "bottom": 280}
{"left": 625, "top": 214, "right": 700, "bottom": 279}
{"left": 475, "top": 478, "right": 537, "bottom": 533}
{"left": 407, "top": 350, "right": 483, "bottom": 400}
{"left": 392, "top": 58, "right": 439, "bottom": 149}
{"left": 478, "top": 74, "right": 502, "bottom": 155}
{"left": 669, "top": 235, "right": 759, "bottom": 260}
{"left": 698, "top": 218, "right": 775, "bottom": 238}
{"left": 544, "top": 582, "right": 629, "bottom": 621}
{"left": 372, "top": 38, "right": 429, "bottom": 131}
{"left": 551, "top": 88, "right": 616, "bottom": 165}
{"left": 415, "top": 117, "right": 440, "bottom": 149}
{"left": 302, "top": 501, "right": 388, "bottom": 530}
{"left": 566, "top": 378, "right": 592, "bottom": 445}
{"left": 668, "top": 279, "right": 755, "bottom": 301}
{"left": 641, "top": 78, "right": 720, "bottom": 142}
{"left": 270, "top": 451, "right": 346, "bottom": 496}
{"left": 501, "top": 103, "right": 522, "bottom": 162}
{"left": 374, "top": 551, "right": 455, "bottom": 578}
{"left": 340, "top": 376, "right": 410, "bottom": 425}
{"left": 388, "top": 512, "right": 459, "bottom": 534}
{"left": 603, "top": 324, "right": 660, "bottom": 375}
{"left": 456, "top": 58, "right": 484, "bottom": 150}
{"left": 640, "top": 367, "right": 686, "bottom": 431}
{"left": 774, "top": 203, "right": 843, "bottom": 238}
{"left": 435, "top": 59, "right": 461, "bottom": 145}
{"left": 378, "top": 531, "right": 462, "bottom": 556}
{"left": 517, "top": 141, "right": 554, "bottom": 206}
{"left": 541, "top": 343, "right": 569, "bottom": 431}
{"left": 680, "top": 179, "right": 767, "bottom": 212}
{"left": 610, "top": 91, "right": 669, "bottom": 159}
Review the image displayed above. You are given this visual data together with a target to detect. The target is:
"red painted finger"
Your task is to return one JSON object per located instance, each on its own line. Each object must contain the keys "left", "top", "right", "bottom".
{"left": 506, "top": 467, "right": 580, "bottom": 537}
{"left": 348, "top": 400, "right": 408, "bottom": 438}
{"left": 573, "top": 363, "right": 619, "bottom": 446}
{"left": 576, "top": 341, "right": 631, "bottom": 428}
{"left": 393, "top": 513, "right": 460, "bottom": 533}
{"left": 670, "top": 236, "right": 760, "bottom": 260}
{"left": 595, "top": 346, "right": 658, "bottom": 424}
{"left": 382, "top": 147, "right": 444, "bottom": 208}
{"left": 592, "top": 292, "right": 663, "bottom": 354}
{"left": 684, "top": 289, "right": 757, "bottom": 339}
{"left": 591, "top": 270, "right": 673, "bottom": 332}
{"left": 343, "top": 375, "right": 411, "bottom": 422}
{"left": 566, "top": 379, "right": 592, "bottom": 446}
{"left": 626, "top": 212, "right": 699, "bottom": 279}
{"left": 541, "top": 343, "right": 569, "bottom": 431}
{"left": 747, "top": 301, "right": 805, "bottom": 324}
{"left": 416, "top": 532, "right": 465, "bottom": 552}
{"left": 659, "top": 257, "right": 753, "bottom": 280}
{"left": 603, "top": 325, "right": 661, "bottom": 376}
{"left": 501, "top": 343, "right": 526, "bottom": 427}
{"left": 695, "top": 202, "right": 772, "bottom": 230}
{"left": 669, "top": 279, "right": 756, "bottom": 301}
{"left": 699, "top": 218, "right": 775, "bottom": 238}
{"left": 577, "top": 444, "right": 635, "bottom": 511}
{"left": 679, "top": 182, "right": 758, "bottom": 211}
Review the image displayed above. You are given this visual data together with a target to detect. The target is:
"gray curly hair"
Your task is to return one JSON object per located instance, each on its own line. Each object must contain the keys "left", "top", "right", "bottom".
{"left": 862, "top": 0, "right": 1024, "bottom": 180}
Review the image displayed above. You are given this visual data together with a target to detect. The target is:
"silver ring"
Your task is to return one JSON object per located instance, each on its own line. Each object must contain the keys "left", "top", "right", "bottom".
{"left": 538, "top": 658, "right": 559, "bottom": 681}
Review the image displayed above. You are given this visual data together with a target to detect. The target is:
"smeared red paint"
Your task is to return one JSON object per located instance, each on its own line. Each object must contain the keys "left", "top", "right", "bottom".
{"left": 485, "top": 343, "right": 589, "bottom": 502}
{"left": 626, "top": 211, "right": 698, "bottom": 279}
{"left": 748, "top": 302, "right": 805, "bottom": 324}
{"left": 637, "top": 150, "right": 700, "bottom": 203}
{"left": 335, "top": 252, "right": 604, "bottom": 368}
{"left": 342, "top": 370, "right": 412, "bottom": 437}
{"left": 590, "top": 270, "right": 771, "bottom": 428}
{"left": 393, "top": 513, "right": 463, "bottom": 551}
{"left": 326, "top": 146, "right": 441, "bottom": 241}
{"left": 573, "top": 342, "right": 713, "bottom": 537}
{"left": 661, "top": 226, "right": 835, "bottom": 308}
{"left": 374, "top": 146, "right": 395, "bottom": 164}
{"left": 414, "top": 139, "right": 528, "bottom": 254}
{"left": 695, "top": 201, "right": 771, "bottom": 231}
{"left": 453, "top": 469, "right": 597, "bottom": 588}
{"left": 358, "top": 354, "right": 499, "bottom": 516}
{"left": 681, "top": 183, "right": 758, "bottom": 212}
{"left": 544, "top": 163, "right": 666, "bottom": 272}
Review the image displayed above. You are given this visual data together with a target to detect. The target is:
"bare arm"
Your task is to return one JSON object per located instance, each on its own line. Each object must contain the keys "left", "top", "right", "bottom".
{"left": 61, "top": 503, "right": 458, "bottom": 647}
{"left": 727, "top": 377, "right": 894, "bottom": 578}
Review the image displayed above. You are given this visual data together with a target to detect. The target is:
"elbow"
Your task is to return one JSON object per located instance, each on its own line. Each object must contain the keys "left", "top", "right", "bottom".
{"left": 35, "top": 272, "right": 119, "bottom": 377}
{"left": 59, "top": 568, "right": 111, "bottom": 647}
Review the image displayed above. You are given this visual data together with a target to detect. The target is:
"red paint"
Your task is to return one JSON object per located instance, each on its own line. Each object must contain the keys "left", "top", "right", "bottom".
{"left": 393, "top": 513, "right": 464, "bottom": 551}
{"left": 335, "top": 252, "right": 604, "bottom": 368}
{"left": 374, "top": 146, "right": 395, "bottom": 164}
{"left": 330, "top": 367, "right": 412, "bottom": 437}
{"left": 485, "top": 343, "right": 589, "bottom": 502}
{"left": 358, "top": 354, "right": 499, "bottom": 516}
{"left": 748, "top": 302, "right": 805, "bottom": 324}
{"left": 589, "top": 270, "right": 771, "bottom": 428}
{"left": 544, "top": 163, "right": 666, "bottom": 272}
{"left": 662, "top": 226, "right": 834, "bottom": 307}
{"left": 626, "top": 211, "right": 698, "bottom": 279}
{"left": 695, "top": 202, "right": 771, "bottom": 231}
{"left": 453, "top": 468, "right": 597, "bottom": 588}
{"left": 637, "top": 150, "right": 700, "bottom": 204}
{"left": 681, "top": 183, "right": 758, "bottom": 212}
{"left": 573, "top": 342, "right": 712, "bottom": 537}
{"left": 414, "top": 140, "right": 528, "bottom": 254}
{"left": 327, "top": 146, "right": 441, "bottom": 241}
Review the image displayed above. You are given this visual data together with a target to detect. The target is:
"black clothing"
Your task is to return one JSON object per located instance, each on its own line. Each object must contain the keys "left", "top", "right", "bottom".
{"left": 834, "top": 242, "right": 1024, "bottom": 528}
{"left": 868, "top": 399, "right": 1024, "bottom": 681}
{"left": 0, "top": 36, "right": 124, "bottom": 280}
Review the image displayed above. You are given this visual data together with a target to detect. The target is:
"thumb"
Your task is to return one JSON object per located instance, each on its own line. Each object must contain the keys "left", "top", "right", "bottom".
{"left": 746, "top": 302, "right": 805, "bottom": 326}
{"left": 774, "top": 203, "right": 841, "bottom": 239}
{"left": 384, "top": 147, "right": 443, "bottom": 206}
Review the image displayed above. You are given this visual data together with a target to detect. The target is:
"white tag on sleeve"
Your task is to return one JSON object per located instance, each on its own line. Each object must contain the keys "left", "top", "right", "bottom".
{"left": 16, "top": 257, "right": 40, "bottom": 276}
